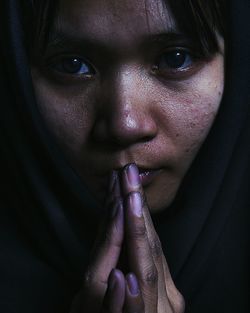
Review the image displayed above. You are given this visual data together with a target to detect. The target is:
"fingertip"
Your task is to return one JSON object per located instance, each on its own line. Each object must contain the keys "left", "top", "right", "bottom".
{"left": 126, "top": 272, "right": 140, "bottom": 296}
{"left": 104, "top": 269, "right": 125, "bottom": 312}
{"left": 109, "top": 268, "right": 125, "bottom": 286}
{"left": 122, "top": 163, "right": 141, "bottom": 192}
{"left": 125, "top": 272, "right": 144, "bottom": 313}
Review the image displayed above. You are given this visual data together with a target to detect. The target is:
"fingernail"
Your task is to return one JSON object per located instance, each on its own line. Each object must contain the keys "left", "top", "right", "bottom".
{"left": 127, "top": 273, "right": 139, "bottom": 296}
{"left": 125, "top": 164, "right": 140, "bottom": 187}
{"left": 129, "top": 192, "right": 142, "bottom": 217}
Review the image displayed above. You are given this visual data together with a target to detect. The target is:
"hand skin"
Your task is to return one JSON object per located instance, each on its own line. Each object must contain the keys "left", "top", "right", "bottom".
{"left": 71, "top": 164, "right": 185, "bottom": 313}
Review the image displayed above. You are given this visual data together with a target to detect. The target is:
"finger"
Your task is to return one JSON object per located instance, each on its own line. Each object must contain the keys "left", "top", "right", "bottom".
{"left": 102, "top": 269, "right": 125, "bottom": 313}
{"left": 121, "top": 164, "right": 163, "bottom": 278}
{"left": 121, "top": 164, "right": 173, "bottom": 311}
{"left": 121, "top": 164, "right": 160, "bottom": 250}
{"left": 124, "top": 190, "right": 158, "bottom": 311}
{"left": 94, "top": 170, "right": 122, "bottom": 255}
{"left": 105, "top": 170, "right": 122, "bottom": 209}
{"left": 82, "top": 172, "right": 124, "bottom": 310}
{"left": 124, "top": 273, "right": 144, "bottom": 313}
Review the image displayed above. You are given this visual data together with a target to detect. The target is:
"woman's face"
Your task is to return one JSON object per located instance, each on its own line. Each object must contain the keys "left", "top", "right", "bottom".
{"left": 31, "top": 0, "right": 224, "bottom": 213}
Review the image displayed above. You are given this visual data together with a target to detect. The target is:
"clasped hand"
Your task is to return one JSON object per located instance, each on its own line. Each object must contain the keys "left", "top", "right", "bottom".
{"left": 71, "top": 164, "right": 185, "bottom": 313}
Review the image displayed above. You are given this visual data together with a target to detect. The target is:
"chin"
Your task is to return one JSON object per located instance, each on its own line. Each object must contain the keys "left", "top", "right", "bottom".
{"left": 144, "top": 185, "right": 179, "bottom": 214}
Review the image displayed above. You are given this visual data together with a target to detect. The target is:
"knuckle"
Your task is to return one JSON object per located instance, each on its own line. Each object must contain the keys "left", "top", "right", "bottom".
{"left": 150, "top": 238, "right": 162, "bottom": 259}
{"left": 141, "top": 266, "right": 158, "bottom": 287}
{"left": 129, "top": 224, "right": 147, "bottom": 239}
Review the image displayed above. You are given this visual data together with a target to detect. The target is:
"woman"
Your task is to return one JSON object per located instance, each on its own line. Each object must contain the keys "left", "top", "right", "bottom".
{"left": 0, "top": 0, "right": 249, "bottom": 312}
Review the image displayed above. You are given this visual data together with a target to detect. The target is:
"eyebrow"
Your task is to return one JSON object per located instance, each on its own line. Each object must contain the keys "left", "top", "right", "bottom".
{"left": 45, "top": 29, "right": 190, "bottom": 53}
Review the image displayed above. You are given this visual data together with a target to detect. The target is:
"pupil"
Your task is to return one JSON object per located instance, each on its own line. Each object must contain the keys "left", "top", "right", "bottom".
{"left": 165, "top": 52, "right": 186, "bottom": 68}
{"left": 63, "top": 58, "right": 82, "bottom": 73}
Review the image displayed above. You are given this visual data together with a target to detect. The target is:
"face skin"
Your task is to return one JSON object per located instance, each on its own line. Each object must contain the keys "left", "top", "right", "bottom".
{"left": 31, "top": 0, "right": 224, "bottom": 214}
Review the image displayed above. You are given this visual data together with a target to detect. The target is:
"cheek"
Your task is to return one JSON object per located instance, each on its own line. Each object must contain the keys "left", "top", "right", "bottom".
{"left": 177, "top": 90, "right": 221, "bottom": 146}
{"left": 31, "top": 71, "right": 95, "bottom": 155}
{"left": 182, "top": 77, "right": 223, "bottom": 149}
{"left": 156, "top": 60, "right": 224, "bottom": 166}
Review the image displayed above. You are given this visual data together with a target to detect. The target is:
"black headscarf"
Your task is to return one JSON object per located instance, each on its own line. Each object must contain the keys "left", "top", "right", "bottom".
{"left": 0, "top": 0, "right": 249, "bottom": 312}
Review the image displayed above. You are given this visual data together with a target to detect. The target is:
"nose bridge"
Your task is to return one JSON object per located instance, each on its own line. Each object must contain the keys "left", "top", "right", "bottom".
{"left": 104, "top": 65, "right": 157, "bottom": 144}
{"left": 92, "top": 64, "right": 158, "bottom": 146}
{"left": 113, "top": 67, "right": 141, "bottom": 127}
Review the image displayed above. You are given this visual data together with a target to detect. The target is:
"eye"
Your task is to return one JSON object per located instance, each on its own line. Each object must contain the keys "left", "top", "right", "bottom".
{"left": 157, "top": 50, "right": 193, "bottom": 71}
{"left": 51, "top": 57, "right": 96, "bottom": 77}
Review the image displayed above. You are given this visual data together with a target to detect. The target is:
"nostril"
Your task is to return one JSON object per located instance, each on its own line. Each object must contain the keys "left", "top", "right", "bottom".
{"left": 91, "top": 114, "right": 157, "bottom": 148}
{"left": 92, "top": 88, "right": 158, "bottom": 146}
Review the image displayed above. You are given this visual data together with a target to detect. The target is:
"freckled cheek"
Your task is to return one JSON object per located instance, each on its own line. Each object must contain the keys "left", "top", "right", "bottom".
{"left": 159, "top": 85, "right": 222, "bottom": 163}
{"left": 176, "top": 94, "right": 222, "bottom": 151}
{"left": 169, "top": 58, "right": 224, "bottom": 149}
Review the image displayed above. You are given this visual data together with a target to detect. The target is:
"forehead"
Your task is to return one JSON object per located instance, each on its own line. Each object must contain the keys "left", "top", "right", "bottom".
{"left": 56, "top": 0, "right": 177, "bottom": 43}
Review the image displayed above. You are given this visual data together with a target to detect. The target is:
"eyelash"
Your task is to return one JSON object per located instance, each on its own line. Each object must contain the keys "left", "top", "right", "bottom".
{"left": 49, "top": 56, "right": 96, "bottom": 78}
{"left": 155, "top": 49, "right": 194, "bottom": 70}
{"left": 47, "top": 48, "right": 201, "bottom": 81}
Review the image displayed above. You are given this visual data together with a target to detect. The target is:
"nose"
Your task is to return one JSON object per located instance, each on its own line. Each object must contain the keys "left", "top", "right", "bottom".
{"left": 92, "top": 66, "right": 158, "bottom": 147}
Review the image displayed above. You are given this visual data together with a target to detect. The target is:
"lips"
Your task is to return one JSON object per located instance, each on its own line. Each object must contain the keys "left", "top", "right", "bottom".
{"left": 138, "top": 168, "right": 162, "bottom": 187}
{"left": 90, "top": 163, "right": 163, "bottom": 189}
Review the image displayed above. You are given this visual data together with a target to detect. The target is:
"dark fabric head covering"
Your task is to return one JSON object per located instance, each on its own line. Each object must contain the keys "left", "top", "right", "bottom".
{"left": 0, "top": 0, "right": 249, "bottom": 312}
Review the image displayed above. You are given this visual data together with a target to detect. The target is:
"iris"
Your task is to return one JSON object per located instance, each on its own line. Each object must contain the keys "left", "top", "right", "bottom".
{"left": 158, "top": 50, "right": 193, "bottom": 70}
{"left": 53, "top": 57, "right": 95, "bottom": 76}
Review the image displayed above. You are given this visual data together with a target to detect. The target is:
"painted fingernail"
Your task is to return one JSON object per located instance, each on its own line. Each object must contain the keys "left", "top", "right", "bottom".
{"left": 125, "top": 164, "right": 140, "bottom": 187}
{"left": 129, "top": 192, "right": 142, "bottom": 217}
{"left": 127, "top": 273, "right": 139, "bottom": 296}
{"left": 109, "top": 269, "right": 119, "bottom": 290}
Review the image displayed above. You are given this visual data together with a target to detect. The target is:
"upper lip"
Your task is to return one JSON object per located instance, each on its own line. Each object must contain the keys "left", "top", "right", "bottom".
{"left": 138, "top": 167, "right": 160, "bottom": 174}
{"left": 112, "top": 164, "right": 162, "bottom": 174}
{"left": 112, "top": 162, "right": 159, "bottom": 173}
{"left": 88, "top": 159, "right": 166, "bottom": 176}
